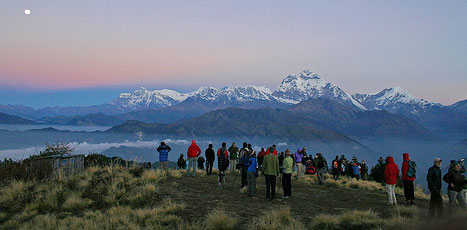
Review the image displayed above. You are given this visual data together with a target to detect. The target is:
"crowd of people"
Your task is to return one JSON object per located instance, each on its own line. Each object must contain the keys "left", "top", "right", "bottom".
{"left": 156, "top": 140, "right": 467, "bottom": 215}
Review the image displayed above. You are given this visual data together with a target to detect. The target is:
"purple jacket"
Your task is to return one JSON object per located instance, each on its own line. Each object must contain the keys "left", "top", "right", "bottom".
{"left": 295, "top": 148, "right": 303, "bottom": 163}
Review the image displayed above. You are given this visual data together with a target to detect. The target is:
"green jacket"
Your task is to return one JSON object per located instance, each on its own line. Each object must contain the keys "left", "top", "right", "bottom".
{"left": 228, "top": 146, "right": 239, "bottom": 160}
{"left": 263, "top": 153, "right": 279, "bottom": 176}
{"left": 283, "top": 156, "right": 293, "bottom": 174}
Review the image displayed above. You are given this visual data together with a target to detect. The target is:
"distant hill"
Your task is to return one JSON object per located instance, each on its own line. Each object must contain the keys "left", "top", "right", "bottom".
{"left": 290, "top": 98, "right": 435, "bottom": 140}
{"left": 0, "top": 112, "right": 37, "bottom": 124}
{"left": 37, "top": 113, "right": 124, "bottom": 126}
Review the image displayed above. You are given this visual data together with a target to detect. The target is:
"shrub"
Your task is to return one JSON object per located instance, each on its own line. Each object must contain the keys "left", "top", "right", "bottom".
{"left": 204, "top": 209, "right": 238, "bottom": 230}
{"left": 250, "top": 207, "right": 304, "bottom": 230}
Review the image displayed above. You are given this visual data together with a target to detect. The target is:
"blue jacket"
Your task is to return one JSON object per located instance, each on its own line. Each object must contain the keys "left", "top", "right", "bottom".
{"left": 248, "top": 157, "right": 257, "bottom": 173}
{"left": 157, "top": 145, "right": 171, "bottom": 162}
{"left": 240, "top": 153, "right": 251, "bottom": 167}
{"left": 352, "top": 165, "right": 360, "bottom": 176}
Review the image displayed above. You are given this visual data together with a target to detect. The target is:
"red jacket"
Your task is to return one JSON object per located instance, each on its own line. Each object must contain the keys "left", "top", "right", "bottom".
{"left": 187, "top": 140, "right": 201, "bottom": 158}
{"left": 384, "top": 156, "right": 399, "bottom": 185}
{"left": 401, "top": 153, "right": 415, "bottom": 181}
{"left": 266, "top": 148, "right": 277, "bottom": 156}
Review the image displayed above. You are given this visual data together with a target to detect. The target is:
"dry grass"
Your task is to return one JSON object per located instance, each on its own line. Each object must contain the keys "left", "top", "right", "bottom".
{"left": 250, "top": 207, "right": 304, "bottom": 230}
{"left": 204, "top": 209, "right": 239, "bottom": 230}
{"left": 311, "top": 209, "right": 384, "bottom": 230}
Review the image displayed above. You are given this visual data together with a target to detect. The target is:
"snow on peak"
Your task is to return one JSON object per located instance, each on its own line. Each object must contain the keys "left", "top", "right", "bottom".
{"left": 353, "top": 87, "right": 440, "bottom": 110}
{"left": 191, "top": 85, "right": 275, "bottom": 102}
{"left": 111, "top": 87, "right": 189, "bottom": 109}
{"left": 273, "top": 70, "right": 366, "bottom": 110}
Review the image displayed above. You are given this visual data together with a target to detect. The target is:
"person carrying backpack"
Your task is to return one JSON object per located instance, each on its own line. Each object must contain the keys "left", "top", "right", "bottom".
{"left": 401, "top": 153, "right": 416, "bottom": 205}
{"left": 351, "top": 162, "right": 360, "bottom": 180}
{"left": 156, "top": 142, "right": 171, "bottom": 173}
{"left": 443, "top": 162, "right": 467, "bottom": 209}
{"left": 239, "top": 142, "right": 250, "bottom": 188}
{"left": 316, "top": 152, "right": 327, "bottom": 185}
{"left": 228, "top": 142, "right": 239, "bottom": 173}
{"left": 205, "top": 144, "right": 215, "bottom": 175}
{"left": 384, "top": 156, "right": 399, "bottom": 205}
{"left": 247, "top": 151, "right": 258, "bottom": 198}
{"left": 186, "top": 140, "right": 201, "bottom": 177}
{"left": 217, "top": 142, "right": 229, "bottom": 187}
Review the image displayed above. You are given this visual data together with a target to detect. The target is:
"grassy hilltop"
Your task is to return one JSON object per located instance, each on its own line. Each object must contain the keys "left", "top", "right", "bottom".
{"left": 0, "top": 166, "right": 466, "bottom": 230}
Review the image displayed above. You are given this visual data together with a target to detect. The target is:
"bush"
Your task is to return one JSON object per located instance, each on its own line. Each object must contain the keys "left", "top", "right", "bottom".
{"left": 204, "top": 209, "right": 238, "bottom": 230}
{"left": 250, "top": 207, "right": 304, "bottom": 230}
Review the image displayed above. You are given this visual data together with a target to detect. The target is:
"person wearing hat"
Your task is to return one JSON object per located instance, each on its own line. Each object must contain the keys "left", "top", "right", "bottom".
{"left": 247, "top": 151, "right": 258, "bottom": 198}
{"left": 427, "top": 158, "right": 443, "bottom": 217}
{"left": 156, "top": 142, "right": 171, "bottom": 173}
{"left": 443, "top": 161, "right": 467, "bottom": 209}
{"left": 281, "top": 149, "right": 293, "bottom": 199}
{"left": 262, "top": 146, "right": 280, "bottom": 200}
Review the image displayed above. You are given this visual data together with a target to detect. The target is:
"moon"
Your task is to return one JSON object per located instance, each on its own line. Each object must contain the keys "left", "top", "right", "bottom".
{"left": 24, "top": 9, "right": 31, "bottom": 15}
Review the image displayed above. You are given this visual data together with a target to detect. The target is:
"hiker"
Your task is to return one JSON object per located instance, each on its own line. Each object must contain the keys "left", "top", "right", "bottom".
{"left": 247, "top": 151, "right": 258, "bottom": 197}
{"left": 217, "top": 142, "right": 229, "bottom": 187}
{"left": 401, "top": 153, "right": 416, "bottom": 205}
{"left": 262, "top": 146, "right": 280, "bottom": 200}
{"left": 384, "top": 156, "right": 399, "bottom": 205}
{"left": 278, "top": 151, "right": 285, "bottom": 169}
{"left": 228, "top": 142, "right": 239, "bottom": 173}
{"left": 177, "top": 154, "right": 186, "bottom": 169}
{"left": 197, "top": 156, "right": 205, "bottom": 170}
{"left": 351, "top": 163, "right": 360, "bottom": 180}
{"left": 266, "top": 144, "right": 278, "bottom": 156}
{"left": 282, "top": 149, "right": 293, "bottom": 199}
{"left": 371, "top": 157, "right": 386, "bottom": 183}
{"left": 427, "top": 157, "right": 443, "bottom": 217}
{"left": 443, "top": 162, "right": 467, "bottom": 209}
{"left": 156, "top": 142, "right": 171, "bottom": 172}
{"left": 239, "top": 142, "right": 250, "bottom": 188}
{"left": 305, "top": 159, "right": 316, "bottom": 175}
{"left": 257, "top": 148, "right": 266, "bottom": 169}
{"left": 315, "top": 152, "right": 328, "bottom": 185}
{"left": 294, "top": 148, "right": 304, "bottom": 179}
{"left": 186, "top": 140, "right": 201, "bottom": 177}
{"left": 361, "top": 160, "right": 368, "bottom": 180}
{"left": 205, "top": 144, "right": 215, "bottom": 175}
{"left": 332, "top": 156, "right": 340, "bottom": 180}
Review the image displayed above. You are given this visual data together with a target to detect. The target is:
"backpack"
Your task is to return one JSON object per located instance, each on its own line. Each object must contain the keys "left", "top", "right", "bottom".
{"left": 407, "top": 160, "right": 416, "bottom": 178}
{"left": 333, "top": 161, "right": 338, "bottom": 169}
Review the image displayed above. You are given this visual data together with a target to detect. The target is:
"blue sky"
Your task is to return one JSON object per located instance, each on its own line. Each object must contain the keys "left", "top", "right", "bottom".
{"left": 0, "top": 0, "right": 466, "bottom": 107}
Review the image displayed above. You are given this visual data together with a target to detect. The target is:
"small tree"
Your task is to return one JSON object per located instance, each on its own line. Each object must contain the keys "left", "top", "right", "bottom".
{"left": 30, "top": 142, "right": 75, "bottom": 159}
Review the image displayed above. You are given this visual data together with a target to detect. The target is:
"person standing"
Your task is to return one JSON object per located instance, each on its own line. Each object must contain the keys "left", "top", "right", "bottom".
{"left": 186, "top": 140, "right": 201, "bottom": 177}
{"left": 247, "top": 151, "right": 258, "bottom": 197}
{"left": 257, "top": 148, "right": 266, "bottom": 169}
{"left": 384, "top": 156, "right": 399, "bottom": 205}
{"left": 156, "top": 142, "right": 171, "bottom": 172}
{"left": 401, "top": 153, "right": 416, "bottom": 205}
{"left": 217, "top": 142, "right": 229, "bottom": 187}
{"left": 316, "top": 152, "right": 328, "bottom": 185}
{"left": 294, "top": 148, "right": 304, "bottom": 180}
{"left": 351, "top": 163, "right": 360, "bottom": 180}
{"left": 361, "top": 160, "right": 368, "bottom": 180}
{"left": 443, "top": 162, "right": 467, "bottom": 209}
{"left": 282, "top": 149, "right": 293, "bottom": 199}
{"left": 427, "top": 158, "right": 443, "bottom": 217}
{"left": 265, "top": 144, "right": 278, "bottom": 156}
{"left": 205, "top": 144, "right": 215, "bottom": 175}
{"left": 239, "top": 142, "right": 250, "bottom": 188}
{"left": 228, "top": 142, "right": 239, "bottom": 173}
{"left": 262, "top": 147, "right": 279, "bottom": 200}
{"left": 332, "top": 156, "right": 340, "bottom": 180}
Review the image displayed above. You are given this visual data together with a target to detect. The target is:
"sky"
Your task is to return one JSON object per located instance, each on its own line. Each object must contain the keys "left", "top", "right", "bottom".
{"left": 0, "top": 0, "right": 466, "bottom": 107}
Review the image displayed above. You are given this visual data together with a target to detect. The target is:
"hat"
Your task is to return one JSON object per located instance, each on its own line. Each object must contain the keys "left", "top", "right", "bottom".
{"left": 433, "top": 157, "right": 442, "bottom": 163}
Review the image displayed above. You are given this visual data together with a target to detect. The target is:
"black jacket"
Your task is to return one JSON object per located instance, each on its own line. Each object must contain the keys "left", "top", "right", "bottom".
{"left": 205, "top": 148, "right": 215, "bottom": 162}
{"left": 427, "top": 165, "right": 442, "bottom": 191}
{"left": 443, "top": 169, "right": 467, "bottom": 192}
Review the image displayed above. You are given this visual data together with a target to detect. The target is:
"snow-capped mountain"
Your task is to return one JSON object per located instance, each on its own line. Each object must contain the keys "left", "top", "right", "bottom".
{"left": 110, "top": 87, "right": 189, "bottom": 109}
{"left": 352, "top": 87, "right": 442, "bottom": 112}
{"left": 272, "top": 69, "right": 366, "bottom": 110}
{"left": 190, "top": 85, "right": 276, "bottom": 103}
